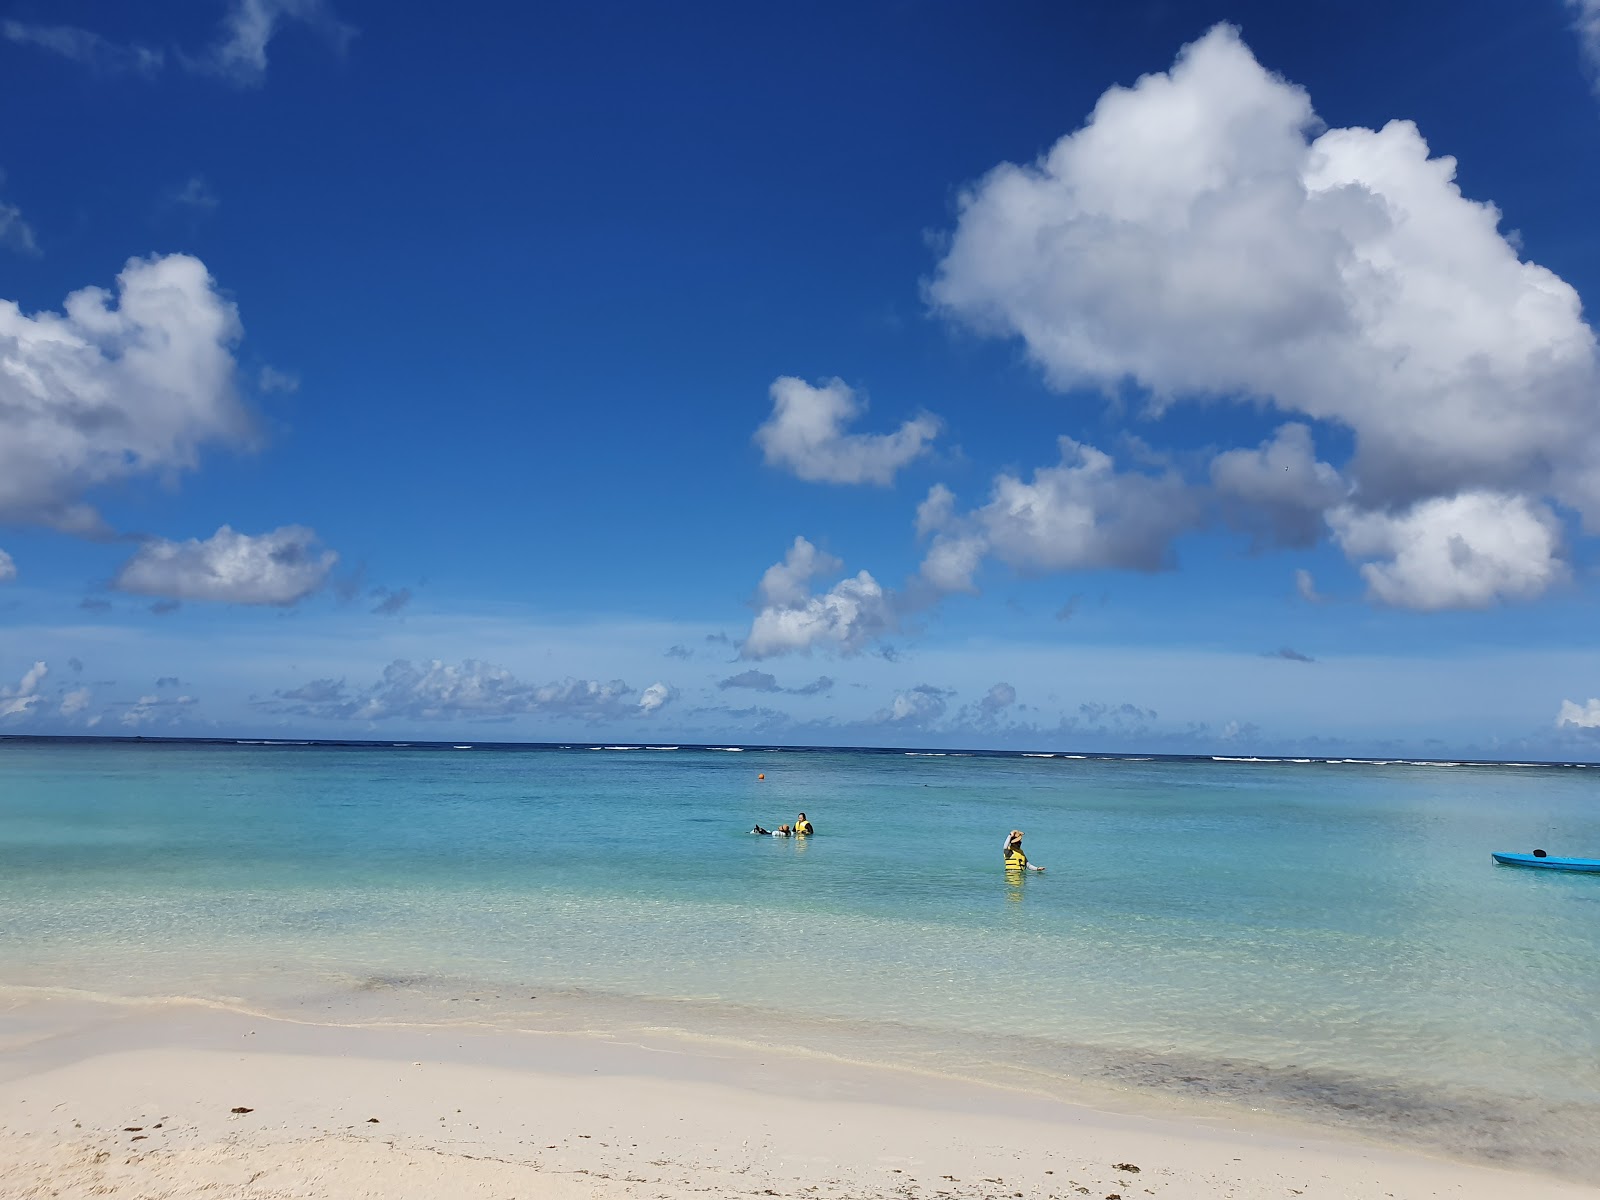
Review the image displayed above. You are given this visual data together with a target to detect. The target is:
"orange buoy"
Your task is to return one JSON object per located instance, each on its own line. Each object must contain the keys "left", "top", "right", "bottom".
{"left": 758, "top": 773, "right": 765, "bottom": 780}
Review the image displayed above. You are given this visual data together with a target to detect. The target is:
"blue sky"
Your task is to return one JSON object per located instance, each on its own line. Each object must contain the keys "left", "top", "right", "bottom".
{"left": 3, "top": 0, "right": 1600, "bottom": 755}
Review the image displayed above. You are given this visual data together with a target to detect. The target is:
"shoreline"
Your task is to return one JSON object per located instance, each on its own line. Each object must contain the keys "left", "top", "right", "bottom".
{"left": 3, "top": 995, "right": 1597, "bottom": 1199}
{"left": 7, "top": 970, "right": 1596, "bottom": 1180}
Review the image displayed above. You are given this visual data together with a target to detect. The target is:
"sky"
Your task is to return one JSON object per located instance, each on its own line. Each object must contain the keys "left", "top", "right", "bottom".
{"left": 3, "top": 0, "right": 1600, "bottom": 756}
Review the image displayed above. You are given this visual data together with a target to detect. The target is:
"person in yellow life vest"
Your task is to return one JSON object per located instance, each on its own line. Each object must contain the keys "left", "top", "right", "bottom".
{"left": 795, "top": 812, "right": 814, "bottom": 836}
{"left": 1004, "top": 829, "right": 1044, "bottom": 873}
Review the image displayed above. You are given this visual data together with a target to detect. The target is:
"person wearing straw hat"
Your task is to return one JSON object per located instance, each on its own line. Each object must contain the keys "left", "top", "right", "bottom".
{"left": 1004, "top": 829, "right": 1044, "bottom": 873}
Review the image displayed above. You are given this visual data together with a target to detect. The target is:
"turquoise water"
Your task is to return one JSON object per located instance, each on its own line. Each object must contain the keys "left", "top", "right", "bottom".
{"left": 3, "top": 740, "right": 1599, "bottom": 1168}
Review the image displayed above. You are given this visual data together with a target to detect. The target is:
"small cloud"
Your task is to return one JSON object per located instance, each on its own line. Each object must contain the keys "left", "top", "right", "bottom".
{"left": 705, "top": 632, "right": 730, "bottom": 645}
{"left": 67, "top": 657, "right": 84, "bottom": 673}
{"left": 114, "top": 525, "right": 337, "bottom": 607}
{"left": 149, "top": 599, "right": 181, "bottom": 615}
{"left": 664, "top": 644, "right": 694, "bottom": 660}
{"left": 59, "top": 687, "right": 91, "bottom": 717}
{"left": 875, "top": 683, "right": 953, "bottom": 728}
{"left": 0, "top": 200, "right": 39, "bottom": 257}
{"left": 4, "top": 2, "right": 353, "bottom": 88}
{"left": 638, "top": 682, "right": 676, "bottom": 715}
{"left": 277, "top": 678, "right": 346, "bottom": 704}
{"left": 754, "top": 376, "right": 940, "bottom": 486}
{"left": 0, "top": 660, "right": 47, "bottom": 718}
{"left": 79, "top": 597, "right": 113, "bottom": 613}
{"left": 370, "top": 586, "right": 411, "bottom": 616}
{"left": 1078, "top": 701, "right": 1157, "bottom": 726}
{"left": 790, "top": 675, "right": 834, "bottom": 696}
{"left": 191, "top": 0, "right": 356, "bottom": 87}
{"left": 121, "top": 692, "right": 198, "bottom": 728}
{"left": 155, "top": 676, "right": 181, "bottom": 688}
{"left": 258, "top": 365, "right": 300, "bottom": 394}
{"left": 1, "top": 20, "right": 164, "bottom": 76}
{"left": 1266, "top": 647, "right": 1315, "bottom": 663}
{"left": 740, "top": 536, "right": 898, "bottom": 660}
{"left": 719, "top": 669, "right": 781, "bottom": 693}
{"left": 1295, "top": 568, "right": 1323, "bottom": 604}
{"left": 0, "top": 549, "right": 15, "bottom": 583}
{"left": 1055, "top": 595, "right": 1081, "bottom": 622}
{"left": 172, "top": 175, "right": 219, "bottom": 211}
{"left": 979, "top": 682, "right": 1017, "bottom": 715}
{"left": 1570, "top": 0, "right": 1600, "bottom": 95}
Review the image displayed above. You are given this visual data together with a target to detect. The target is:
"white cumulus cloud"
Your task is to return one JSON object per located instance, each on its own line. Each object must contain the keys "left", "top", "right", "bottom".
{"left": 754, "top": 377, "right": 939, "bottom": 486}
{"left": 113, "top": 525, "right": 337, "bottom": 606}
{"left": 58, "top": 687, "right": 92, "bottom": 718}
{"left": 742, "top": 538, "right": 897, "bottom": 659}
{"left": 917, "top": 438, "right": 1198, "bottom": 593}
{"left": 928, "top": 23, "right": 1600, "bottom": 608}
{"left": 1328, "top": 492, "right": 1566, "bottom": 611}
{"left": 1557, "top": 697, "right": 1600, "bottom": 729}
{"left": 0, "top": 253, "right": 249, "bottom": 534}
{"left": 638, "top": 682, "right": 675, "bottom": 715}
{"left": 0, "top": 550, "right": 14, "bottom": 584}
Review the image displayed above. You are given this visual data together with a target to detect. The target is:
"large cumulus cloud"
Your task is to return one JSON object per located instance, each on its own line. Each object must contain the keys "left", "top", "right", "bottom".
{"left": 0, "top": 253, "right": 250, "bottom": 535}
{"left": 928, "top": 23, "right": 1600, "bottom": 609}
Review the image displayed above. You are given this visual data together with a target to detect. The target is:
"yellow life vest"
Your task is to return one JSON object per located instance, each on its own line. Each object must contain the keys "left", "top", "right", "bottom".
{"left": 796, "top": 820, "right": 813, "bottom": 835}
{"left": 1004, "top": 846, "right": 1028, "bottom": 870}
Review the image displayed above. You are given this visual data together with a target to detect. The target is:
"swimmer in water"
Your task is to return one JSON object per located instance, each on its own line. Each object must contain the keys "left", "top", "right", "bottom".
{"left": 1003, "top": 829, "right": 1044, "bottom": 873}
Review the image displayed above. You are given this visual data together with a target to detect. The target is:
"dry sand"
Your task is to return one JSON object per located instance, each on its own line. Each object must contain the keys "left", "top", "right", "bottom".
{"left": 1, "top": 996, "right": 1593, "bottom": 1200}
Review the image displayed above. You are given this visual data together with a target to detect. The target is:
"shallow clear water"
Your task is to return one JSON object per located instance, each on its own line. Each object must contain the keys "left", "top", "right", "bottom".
{"left": 3, "top": 741, "right": 1598, "bottom": 1168}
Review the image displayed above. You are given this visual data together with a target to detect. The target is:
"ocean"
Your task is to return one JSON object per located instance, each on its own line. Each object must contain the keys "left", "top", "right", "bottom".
{"left": 2, "top": 739, "right": 1598, "bottom": 1172}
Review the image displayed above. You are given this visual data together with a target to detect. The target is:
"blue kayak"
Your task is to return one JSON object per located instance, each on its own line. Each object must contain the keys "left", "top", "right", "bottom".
{"left": 1492, "top": 852, "right": 1600, "bottom": 873}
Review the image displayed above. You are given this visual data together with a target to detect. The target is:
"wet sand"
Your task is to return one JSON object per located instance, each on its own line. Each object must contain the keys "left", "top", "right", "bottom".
{"left": 2, "top": 996, "right": 1595, "bottom": 1199}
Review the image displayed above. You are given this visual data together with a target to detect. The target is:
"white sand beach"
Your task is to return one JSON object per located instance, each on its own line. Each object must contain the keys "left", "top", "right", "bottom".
{"left": 2, "top": 996, "right": 1594, "bottom": 1200}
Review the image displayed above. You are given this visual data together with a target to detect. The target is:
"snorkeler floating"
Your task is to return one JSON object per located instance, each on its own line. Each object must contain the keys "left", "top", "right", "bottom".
{"left": 750, "top": 813, "right": 816, "bottom": 837}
